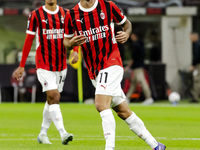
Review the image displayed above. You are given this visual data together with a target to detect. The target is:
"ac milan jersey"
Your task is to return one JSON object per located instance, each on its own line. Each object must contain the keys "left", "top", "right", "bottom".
{"left": 27, "top": 5, "right": 67, "bottom": 71}
{"left": 64, "top": 0, "right": 127, "bottom": 79}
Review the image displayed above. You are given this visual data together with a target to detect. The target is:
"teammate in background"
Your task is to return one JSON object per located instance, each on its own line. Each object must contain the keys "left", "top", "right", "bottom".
{"left": 13, "top": 0, "right": 77, "bottom": 145}
{"left": 125, "top": 32, "right": 154, "bottom": 105}
{"left": 190, "top": 32, "right": 200, "bottom": 103}
{"left": 63, "top": 0, "right": 166, "bottom": 149}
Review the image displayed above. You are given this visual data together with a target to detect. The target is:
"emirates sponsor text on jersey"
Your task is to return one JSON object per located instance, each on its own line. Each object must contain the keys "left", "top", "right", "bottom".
{"left": 79, "top": 25, "right": 109, "bottom": 43}
{"left": 43, "top": 28, "right": 64, "bottom": 40}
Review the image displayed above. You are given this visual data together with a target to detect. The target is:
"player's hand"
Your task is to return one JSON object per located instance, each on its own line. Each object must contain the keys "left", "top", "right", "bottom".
{"left": 69, "top": 35, "right": 87, "bottom": 47}
{"left": 70, "top": 51, "right": 79, "bottom": 64}
{"left": 115, "top": 31, "right": 129, "bottom": 44}
{"left": 13, "top": 67, "right": 24, "bottom": 80}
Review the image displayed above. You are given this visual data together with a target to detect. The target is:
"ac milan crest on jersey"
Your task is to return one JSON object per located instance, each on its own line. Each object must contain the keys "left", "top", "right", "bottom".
{"left": 61, "top": 15, "right": 65, "bottom": 24}
{"left": 100, "top": 11, "right": 105, "bottom": 20}
{"left": 26, "top": 6, "right": 67, "bottom": 71}
{"left": 65, "top": 0, "right": 127, "bottom": 79}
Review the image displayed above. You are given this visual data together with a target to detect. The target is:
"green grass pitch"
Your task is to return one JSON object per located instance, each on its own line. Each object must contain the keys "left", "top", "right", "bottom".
{"left": 0, "top": 102, "right": 200, "bottom": 150}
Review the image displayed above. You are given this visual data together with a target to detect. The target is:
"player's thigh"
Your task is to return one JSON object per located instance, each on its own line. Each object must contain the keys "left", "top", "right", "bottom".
{"left": 95, "top": 65, "right": 124, "bottom": 96}
{"left": 93, "top": 66, "right": 125, "bottom": 110}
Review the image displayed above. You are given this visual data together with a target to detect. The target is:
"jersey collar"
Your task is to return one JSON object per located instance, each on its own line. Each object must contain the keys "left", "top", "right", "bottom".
{"left": 42, "top": 5, "right": 59, "bottom": 14}
{"left": 78, "top": 0, "right": 98, "bottom": 12}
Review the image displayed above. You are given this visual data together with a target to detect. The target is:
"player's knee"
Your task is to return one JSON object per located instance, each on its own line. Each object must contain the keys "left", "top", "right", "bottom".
{"left": 95, "top": 103, "right": 105, "bottom": 112}
{"left": 47, "top": 92, "right": 60, "bottom": 104}
{"left": 95, "top": 95, "right": 112, "bottom": 112}
{"left": 95, "top": 102, "right": 110, "bottom": 112}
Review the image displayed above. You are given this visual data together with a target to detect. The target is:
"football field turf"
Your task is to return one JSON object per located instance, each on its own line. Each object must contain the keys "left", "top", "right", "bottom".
{"left": 0, "top": 102, "right": 200, "bottom": 150}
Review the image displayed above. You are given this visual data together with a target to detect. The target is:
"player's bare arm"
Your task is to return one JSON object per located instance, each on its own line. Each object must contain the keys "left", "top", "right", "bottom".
{"left": 115, "top": 19, "right": 132, "bottom": 44}
{"left": 63, "top": 35, "right": 87, "bottom": 51}
{"left": 13, "top": 67, "right": 24, "bottom": 80}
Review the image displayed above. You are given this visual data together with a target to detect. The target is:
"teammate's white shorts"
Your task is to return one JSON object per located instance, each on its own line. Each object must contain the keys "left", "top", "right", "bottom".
{"left": 91, "top": 65, "right": 126, "bottom": 108}
{"left": 36, "top": 68, "right": 67, "bottom": 93}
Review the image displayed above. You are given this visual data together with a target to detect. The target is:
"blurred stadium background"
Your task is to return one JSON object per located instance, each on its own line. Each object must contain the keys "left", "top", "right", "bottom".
{"left": 0, "top": 0, "right": 200, "bottom": 103}
{"left": 0, "top": 1, "right": 200, "bottom": 150}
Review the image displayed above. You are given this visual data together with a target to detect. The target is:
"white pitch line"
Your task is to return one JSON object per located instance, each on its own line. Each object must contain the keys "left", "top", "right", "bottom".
{"left": 0, "top": 136, "right": 200, "bottom": 141}
{"left": 21, "top": 134, "right": 35, "bottom": 137}
{"left": 0, "top": 134, "right": 14, "bottom": 136}
{"left": 172, "top": 138, "right": 200, "bottom": 141}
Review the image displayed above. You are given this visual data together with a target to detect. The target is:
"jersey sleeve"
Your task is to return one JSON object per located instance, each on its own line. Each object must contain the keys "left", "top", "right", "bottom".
{"left": 26, "top": 11, "right": 37, "bottom": 35}
{"left": 64, "top": 10, "right": 75, "bottom": 38}
{"left": 110, "top": 1, "right": 127, "bottom": 25}
{"left": 19, "top": 34, "right": 35, "bottom": 67}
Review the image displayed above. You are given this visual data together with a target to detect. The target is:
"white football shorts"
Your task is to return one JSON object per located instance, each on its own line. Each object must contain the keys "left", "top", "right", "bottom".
{"left": 91, "top": 65, "right": 126, "bottom": 108}
{"left": 36, "top": 68, "right": 67, "bottom": 92}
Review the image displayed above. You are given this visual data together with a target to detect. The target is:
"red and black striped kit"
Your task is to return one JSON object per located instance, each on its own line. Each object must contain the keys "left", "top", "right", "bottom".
{"left": 65, "top": 0, "right": 127, "bottom": 79}
{"left": 27, "top": 6, "right": 67, "bottom": 71}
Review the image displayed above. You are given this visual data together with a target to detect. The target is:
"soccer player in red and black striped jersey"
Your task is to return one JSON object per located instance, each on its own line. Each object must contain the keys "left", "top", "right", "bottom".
{"left": 13, "top": 0, "right": 76, "bottom": 145}
{"left": 64, "top": 0, "right": 166, "bottom": 150}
